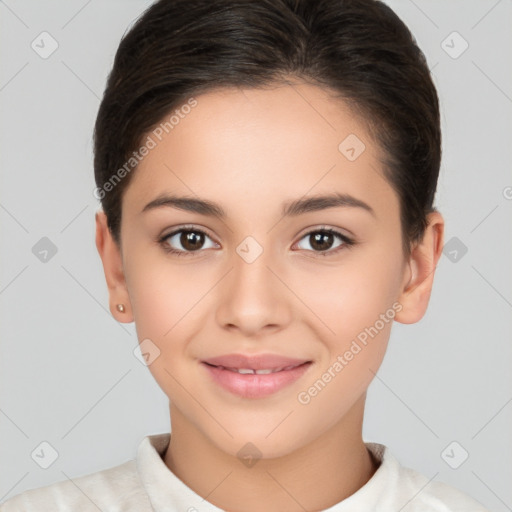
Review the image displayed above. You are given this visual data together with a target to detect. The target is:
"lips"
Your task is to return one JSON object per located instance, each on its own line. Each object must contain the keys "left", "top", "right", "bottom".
{"left": 201, "top": 353, "right": 312, "bottom": 399}
{"left": 202, "top": 353, "right": 310, "bottom": 371}
{"left": 210, "top": 365, "right": 302, "bottom": 375}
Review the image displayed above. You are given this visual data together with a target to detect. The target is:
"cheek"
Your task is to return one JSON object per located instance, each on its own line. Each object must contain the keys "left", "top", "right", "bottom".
{"left": 295, "top": 260, "right": 399, "bottom": 418}
{"left": 125, "top": 259, "right": 202, "bottom": 397}
{"left": 291, "top": 251, "right": 402, "bottom": 343}
{"left": 125, "top": 253, "right": 217, "bottom": 381}
{"left": 126, "top": 250, "right": 203, "bottom": 338}
{"left": 129, "top": 274, "right": 178, "bottom": 339}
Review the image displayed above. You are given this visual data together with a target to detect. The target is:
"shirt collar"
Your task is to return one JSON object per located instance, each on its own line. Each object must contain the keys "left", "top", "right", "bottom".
{"left": 136, "top": 433, "right": 392, "bottom": 511}
{"left": 136, "top": 432, "right": 224, "bottom": 511}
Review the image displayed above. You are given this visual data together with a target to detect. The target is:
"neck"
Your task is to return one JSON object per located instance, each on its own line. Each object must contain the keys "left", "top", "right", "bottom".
{"left": 163, "top": 395, "right": 379, "bottom": 512}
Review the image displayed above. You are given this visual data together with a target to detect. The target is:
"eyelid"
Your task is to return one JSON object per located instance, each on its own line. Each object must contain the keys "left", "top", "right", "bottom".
{"left": 294, "top": 224, "right": 353, "bottom": 242}
{"left": 160, "top": 224, "right": 216, "bottom": 241}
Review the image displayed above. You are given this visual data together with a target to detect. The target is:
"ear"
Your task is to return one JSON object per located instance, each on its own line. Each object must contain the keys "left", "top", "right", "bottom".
{"left": 95, "top": 210, "right": 133, "bottom": 323}
{"left": 394, "top": 211, "right": 444, "bottom": 324}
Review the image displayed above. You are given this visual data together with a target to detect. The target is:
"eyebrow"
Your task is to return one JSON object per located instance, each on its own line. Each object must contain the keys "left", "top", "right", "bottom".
{"left": 141, "top": 192, "right": 375, "bottom": 218}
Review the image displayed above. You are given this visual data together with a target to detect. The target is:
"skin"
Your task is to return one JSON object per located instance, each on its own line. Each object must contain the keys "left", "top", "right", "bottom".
{"left": 95, "top": 81, "right": 444, "bottom": 512}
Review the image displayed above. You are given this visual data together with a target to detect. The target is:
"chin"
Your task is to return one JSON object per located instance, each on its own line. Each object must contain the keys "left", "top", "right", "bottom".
{"left": 204, "top": 417, "right": 316, "bottom": 462}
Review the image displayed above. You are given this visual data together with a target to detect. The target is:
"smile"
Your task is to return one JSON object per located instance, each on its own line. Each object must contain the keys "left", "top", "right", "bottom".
{"left": 211, "top": 364, "right": 304, "bottom": 375}
{"left": 201, "top": 354, "right": 312, "bottom": 399}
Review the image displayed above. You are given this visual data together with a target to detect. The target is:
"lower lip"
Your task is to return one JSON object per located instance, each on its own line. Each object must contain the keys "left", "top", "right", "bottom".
{"left": 201, "top": 362, "right": 312, "bottom": 399}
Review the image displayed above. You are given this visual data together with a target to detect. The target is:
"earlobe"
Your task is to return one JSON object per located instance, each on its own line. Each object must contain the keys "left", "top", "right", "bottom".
{"left": 95, "top": 210, "right": 134, "bottom": 323}
{"left": 394, "top": 211, "right": 444, "bottom": 325}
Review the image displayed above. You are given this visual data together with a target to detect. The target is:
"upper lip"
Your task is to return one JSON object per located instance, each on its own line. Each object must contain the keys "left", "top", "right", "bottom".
{"left": 202, "top": 353, "right": 311, "bottom": 371}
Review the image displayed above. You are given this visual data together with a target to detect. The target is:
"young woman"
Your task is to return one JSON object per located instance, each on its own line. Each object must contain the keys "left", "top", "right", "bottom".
{"left": 1, "top": 0, "right": 490, "bottom": 510}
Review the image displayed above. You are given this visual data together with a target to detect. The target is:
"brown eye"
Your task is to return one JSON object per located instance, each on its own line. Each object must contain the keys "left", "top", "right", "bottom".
{"left": 296, "top": 228, "right": 353, "bottom": 255}
{"left": 309, "top": 231, "right": 335, "bottom": 251}
{"left": 160, "top": 227, "right": 217, "bottom": 255}
{"left": 179, "top": 230, "right": 205, "bottom": 251}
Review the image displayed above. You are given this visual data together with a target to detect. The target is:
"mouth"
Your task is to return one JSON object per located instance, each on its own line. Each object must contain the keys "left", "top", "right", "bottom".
{"left": 203, "top": 362, "right": 308, "bottom": 374}
{"left": 201, "top": 354, "right": 312, "bottom": 399}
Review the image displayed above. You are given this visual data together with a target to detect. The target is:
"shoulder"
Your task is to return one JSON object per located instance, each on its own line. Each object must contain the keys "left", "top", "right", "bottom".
{"left": 398, "top": 466, "right": 490, "bottom": 512}
{"left": 0, "top": 459, "right": 152, "bottom": 511}
{"left": 415, "top": 478, "right": 490, "bottom": 512}
{"left": 371, "top": 444, "right": 490, "bottom": 512}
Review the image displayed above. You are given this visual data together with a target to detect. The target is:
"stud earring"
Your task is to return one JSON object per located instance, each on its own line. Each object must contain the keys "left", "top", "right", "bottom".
{"left": 116, "top": 304, "right": 126, "bottom": 313}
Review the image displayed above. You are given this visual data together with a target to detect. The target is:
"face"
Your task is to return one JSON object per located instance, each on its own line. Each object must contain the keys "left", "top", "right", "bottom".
{"left": 99, "top": 82, "right": 434, "bottom": 459}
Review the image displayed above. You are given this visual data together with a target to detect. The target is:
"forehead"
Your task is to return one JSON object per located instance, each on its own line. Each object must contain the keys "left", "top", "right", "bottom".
{"left": 122, "top": 82, "right": 398, "bottom": 221}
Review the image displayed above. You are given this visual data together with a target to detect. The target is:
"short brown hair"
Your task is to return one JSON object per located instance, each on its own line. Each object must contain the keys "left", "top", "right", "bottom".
{"left": 94, "top": 0, "right": 441, "bottom": 257}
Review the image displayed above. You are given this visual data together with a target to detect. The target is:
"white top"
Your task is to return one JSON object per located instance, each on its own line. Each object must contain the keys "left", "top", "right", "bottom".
{"left": 0, "top": 433, "right": 489, "bottom": 511}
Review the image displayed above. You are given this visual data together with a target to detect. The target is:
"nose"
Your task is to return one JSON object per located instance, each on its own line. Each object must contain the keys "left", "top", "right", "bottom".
{"left": 215, "top": 242, "right": 293, "bottom": 337}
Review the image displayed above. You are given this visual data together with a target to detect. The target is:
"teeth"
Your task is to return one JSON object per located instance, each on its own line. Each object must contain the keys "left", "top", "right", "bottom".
{"left": 214, "top": 364, "right": 305, "bottom": 374}
{"left": 225, "top": 366, "right": 293, "bottom": 374}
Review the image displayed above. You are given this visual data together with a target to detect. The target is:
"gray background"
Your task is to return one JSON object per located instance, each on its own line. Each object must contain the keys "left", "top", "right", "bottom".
{"left": 1, "top": 1, "right": 511, "bottom": 510}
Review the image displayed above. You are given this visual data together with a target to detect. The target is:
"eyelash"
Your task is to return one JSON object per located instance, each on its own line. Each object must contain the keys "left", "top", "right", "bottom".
{"left": 158, "top": 225, "right": 355, "bottom": 258}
